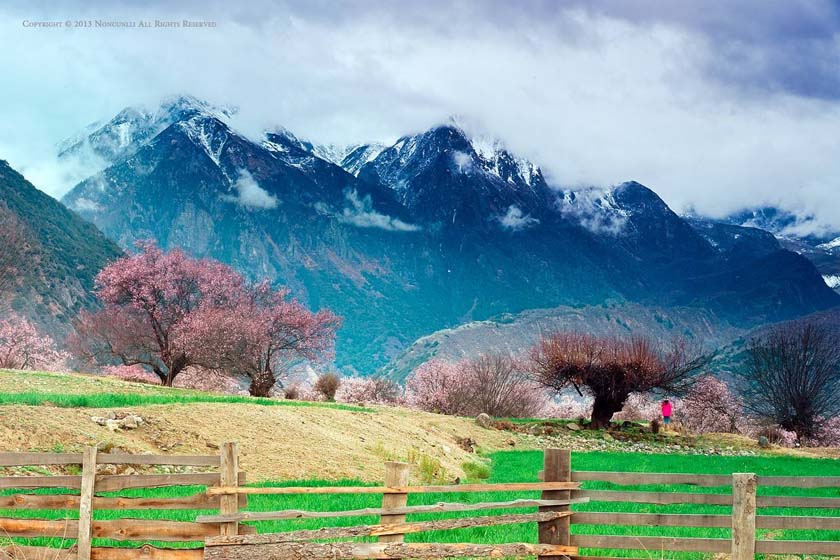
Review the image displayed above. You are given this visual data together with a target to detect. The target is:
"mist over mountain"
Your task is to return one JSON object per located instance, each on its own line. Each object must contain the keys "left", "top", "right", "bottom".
{"left": 58, "top": 96, "right": 840, "bottom": 373}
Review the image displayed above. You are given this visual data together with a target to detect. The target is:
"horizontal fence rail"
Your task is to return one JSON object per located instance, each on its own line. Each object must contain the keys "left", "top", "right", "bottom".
{"left": 0, "top": 443, "right": 243, "bottom": 560}
{"left": 1, "top": 446, "right": 839, "bottom": 560}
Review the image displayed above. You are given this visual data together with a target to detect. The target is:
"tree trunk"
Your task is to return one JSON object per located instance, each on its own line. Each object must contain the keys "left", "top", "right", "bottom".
{"left": 589, "top": 395, "right": 625, "bottom": 429}
{"left": 249, "top": 368, "right": 276, "bottom": 397}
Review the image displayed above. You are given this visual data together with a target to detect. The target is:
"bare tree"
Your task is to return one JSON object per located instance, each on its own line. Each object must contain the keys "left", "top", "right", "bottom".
{"left": 468, "top": 353, "right": 546, "bottom": 418}
{"left": 0, "top": 203, "right": 32, "bottom": 297}
{"left": 737, "top": 321, "right": 840, "bottom": 440}
{"left": 529, "top": 333, "right": 707, "bottom": 428}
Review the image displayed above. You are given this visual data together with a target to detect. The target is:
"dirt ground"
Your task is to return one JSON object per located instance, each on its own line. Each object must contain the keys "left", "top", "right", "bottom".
{"left": 0, "top": 402, "right": 525, "bottom": 481}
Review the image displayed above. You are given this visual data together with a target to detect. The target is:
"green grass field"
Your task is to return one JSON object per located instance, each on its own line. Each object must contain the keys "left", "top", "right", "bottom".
{"left": 2, "top": 449, "right": 839, "bottom": 558}
{"left": 0, "top": 369, "right": 367, "bottom": 412}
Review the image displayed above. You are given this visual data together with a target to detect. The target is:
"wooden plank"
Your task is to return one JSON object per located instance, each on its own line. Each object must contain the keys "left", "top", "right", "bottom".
{"left": 540, "top": 449, "right": 571, "bottom": 560}
{"left": 571, "top": 471, "right": 731, "bottom": 487}
{"left": 756, "top": 515, "right": 840, "bottom": 530}
{"left": 202, "top": 541, "right": 579, "bottom": 560}
{"left": 757, "top": 495, "right": 840, "bottom": 508}
{"left": 757, "top": 475, "right": 840, "bottom": 488}
{"left": 207, "top": 511, "right": 573, "bottom": 546}
{"left": 0, "top": 452, "right": 220, "bottom": 467}
{"left": 755, "top": 539, "right": 840, "bottom": 555}
{"left": 206, "top": 481, "right": 580, "bottom": 496}
{"left": 98, "top": 454, "right": 221, "bottom": 467}
{"left": 0, "top": 473, "right": 226, "bottom": 491}
{"left": 379, "top": 462, "right": 410, "bottom": 545}
{"left": 570, "top": 535, "right": 730, "bottom": 553}
{"left": 731, "top": 473, "right": 757, "bottom": 560}
{"left": 219, "top": 443, "right": 239, "bottom": 538}
{"left": 0, "top": 492, "right": 245, "bottom": 510}
{"left": 572, "top": 512, "right": 731, "bottom": 528}
{"left": 78, "top": 446, "right": 97, "bottom": 560}
{"left": 97, "top": 473, "right": 224, "bottom": 492}
{"left": 573, "top": 489, "right": 731, "bottom": 505}
{"left": 0, "top": 545, "right": 205, "bottom": 560}
{"left": 196, "top": 498, "right": 590, "bottom": 524}
{"left": 0, "top": 452, "right": 83, "bottom": 466}
{"left": 0, "top": 518, "right": 255, "bottom": 541}
{"left": 0, "top": 475, "right": 83, "bottom": 489}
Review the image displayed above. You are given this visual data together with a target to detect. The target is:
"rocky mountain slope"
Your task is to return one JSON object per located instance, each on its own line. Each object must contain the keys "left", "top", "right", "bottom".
{"left": 0, "top": 160, "right": 122, "bottom": 334}
{"left": 59, "top": 97, "right": 839, "bottom": 373}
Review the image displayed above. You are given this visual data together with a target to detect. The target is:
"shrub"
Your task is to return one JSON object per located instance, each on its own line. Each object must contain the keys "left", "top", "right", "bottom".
{"left": 314, "top": 373, "right": 341, "bottom": 401}
{"left": 462, "top": 461, "right": 491, "bottom": 480}
{"left": 543, "top": 395, "right": 592, "bottom": 420}
{"left": 172, "top": 367, "right": 245, "bottom": 394}
{"left": 336, "top": 376, "right": 401, "bottom": 404}
{"left": 613, "top": 393, "right": 660, "bottom": 422}
{"left": 284, "top": 385, "right": 300, "bottom": 400}
{"left": 102, "top": 364, "right": 160, "bottom": 385}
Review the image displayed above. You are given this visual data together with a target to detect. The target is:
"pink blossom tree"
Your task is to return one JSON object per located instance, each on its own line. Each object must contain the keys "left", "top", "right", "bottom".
{"left": 406, "top": 353, "right": 546, "bottom": 417}
{"left": 70, "top": 242, "right": 247, "bottom": 386}
{"left": 0, "top": 314, "right": 66, "bottom": 370}
{"left": 406, "top": 359, "right": 474, "bottom": 415}
{"left": 179, "top": 282, "right": 340, "bottom": 396}
{"left": 681, "top": 375, "right": 743, "bottom": 434}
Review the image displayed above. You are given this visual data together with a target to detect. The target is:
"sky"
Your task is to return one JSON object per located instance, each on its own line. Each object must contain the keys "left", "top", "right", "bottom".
{"left": 1, "top": 0, "right": 839, "bottom": 233}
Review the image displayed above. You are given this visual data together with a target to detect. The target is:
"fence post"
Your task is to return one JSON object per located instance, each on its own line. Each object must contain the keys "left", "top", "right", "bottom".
{"left": 539, "top": 449, "right": 571, "bottom": 560}
{"left": 379, "top": 461, "right": 411, "bottom": 543}
{"left": 732, "top": 473, "right": 757, "bottom": 560}
{"left": 220, "top": 442, "right": 240, "bottom": 537}
{"left": 77, "top": 445, "right": 97, "bottom": 560}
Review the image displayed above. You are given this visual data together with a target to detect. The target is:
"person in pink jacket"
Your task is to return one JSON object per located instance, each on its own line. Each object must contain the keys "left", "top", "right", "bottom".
{"left": 661, "top": 400, "right": 672, "bottom": 425}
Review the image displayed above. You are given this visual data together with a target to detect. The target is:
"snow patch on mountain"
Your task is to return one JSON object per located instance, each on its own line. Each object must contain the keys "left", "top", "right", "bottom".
{"left": 557, "top": 187, "right": 629, "bottom": 235}
{"left": 499, "top": 205, "right": 539, "bottom": 231}
{"left": 817, "top": 237, "right": 840, "bottom": 252}
{"left": 824, "top": 275, "right": 840, "bottom": 289}
{"left": 221, "top": 170, "right": 277, "bottom": 210}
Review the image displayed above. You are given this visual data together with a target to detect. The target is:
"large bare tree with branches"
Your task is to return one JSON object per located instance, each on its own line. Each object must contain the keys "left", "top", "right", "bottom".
{"left": 529, "top": 332, "right": 708, "bottom": 428}
{"left": 737, "top": 321, "right": 840, "bottom": 440}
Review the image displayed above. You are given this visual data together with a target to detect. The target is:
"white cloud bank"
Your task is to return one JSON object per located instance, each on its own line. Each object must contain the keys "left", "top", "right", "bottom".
{"left": 1, "top": 1, "right": 840, "bottom": 230}
{"left": 222, "top": 170, "right": 278, "bottom": 209}
{"left": 499, "top": 205, "right": 539, "bottom": 231}
{"left": 338, "top": 190, "right": 421, "bottom": 232}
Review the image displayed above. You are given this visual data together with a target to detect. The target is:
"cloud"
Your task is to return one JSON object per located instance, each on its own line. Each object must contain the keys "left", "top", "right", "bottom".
{"left": 1, "top": 1, "right": 840, "bottom": 230}
{"left": 451, "top": 151, "right": 473, "bottom": 173}
{"left": 222, "top": 170, "right": 278, "bottom": 209}
{"left": 338, "top": 190, "right": 421, "bottom": 232}
{"left": 499, "top": 205, "right": 538, "bottom": 231}
{"left": 557, "top": 188, "right": 628, "bottom": 235}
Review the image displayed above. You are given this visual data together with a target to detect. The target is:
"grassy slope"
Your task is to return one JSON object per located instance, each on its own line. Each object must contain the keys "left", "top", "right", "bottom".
{"left": 3, "top": 450, "right": 839, "bottom": 558}
{"left": 0, "top": 370, "right": 365, "bottom": 411}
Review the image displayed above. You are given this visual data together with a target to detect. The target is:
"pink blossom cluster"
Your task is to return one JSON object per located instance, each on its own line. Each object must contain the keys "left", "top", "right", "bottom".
{"left": 405, "top": 355, "right": 548, "bottom": 418}
{"left": 71, "top": 242, "right": 339, "bottom": 396}
{"left": 542, "top": 395, "right": 593, "bottom": 420}
{"left": 335, "top": 376, "right": 403, "bottom": 405}
{"left": 0, "top": 314, "right": 67, "bottom": 371}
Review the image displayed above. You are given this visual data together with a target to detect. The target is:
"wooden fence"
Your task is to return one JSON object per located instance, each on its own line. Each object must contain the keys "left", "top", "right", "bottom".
{"left": 0, "top": 443, "right": 251, "bottom": 560}
{"left": 1, "top": 446, "right": 839, "bottom": 560}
